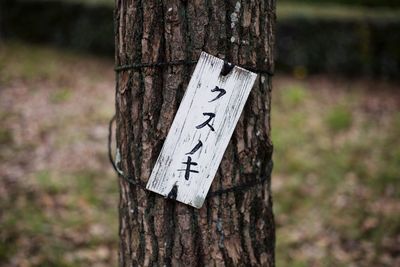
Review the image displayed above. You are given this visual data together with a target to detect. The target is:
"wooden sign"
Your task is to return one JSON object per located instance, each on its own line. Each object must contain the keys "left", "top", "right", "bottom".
{"left": 146, "top": 52, "right": 257, "bottom": 208}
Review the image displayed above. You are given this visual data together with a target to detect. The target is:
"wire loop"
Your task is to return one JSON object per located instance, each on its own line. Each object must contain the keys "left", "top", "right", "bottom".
{"left": 108, "top": 115, "right": 273, "bottom": 198}
{"left": 110, "top": 57, "right": 273, "bottom": 198}
{"left": 114, "top": 60, "right": 274, "bottom": 76}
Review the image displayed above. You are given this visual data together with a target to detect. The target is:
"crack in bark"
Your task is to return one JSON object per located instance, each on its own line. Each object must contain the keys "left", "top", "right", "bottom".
{"left": 116, "top": 0, "right": 275, "bottom": 266}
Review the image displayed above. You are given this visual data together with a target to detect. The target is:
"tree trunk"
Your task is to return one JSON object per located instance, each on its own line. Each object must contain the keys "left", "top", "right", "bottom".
{"left": 114, "top": 0, "right": 276, "bottom": 266}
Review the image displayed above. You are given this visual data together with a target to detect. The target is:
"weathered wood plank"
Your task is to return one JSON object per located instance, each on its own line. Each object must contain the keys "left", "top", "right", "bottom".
{"left": 146, "top": 52, "right": 257, "bottom": 208}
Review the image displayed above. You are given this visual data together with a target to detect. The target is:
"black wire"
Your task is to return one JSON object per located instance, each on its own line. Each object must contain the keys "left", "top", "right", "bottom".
{"left": 114, "top": 60, "right": 274, "bottom": 76}
{"left": 114, "top": 60, "right": 198, "bottom": 72}
{"left": 107, "top": 114, "right": 118, "bottom": 173}
{"left": 107, "top": 114, "right": 147, "bottom": 190}
{"left": 110, "top": 57, "right": 273, "bottom": 197}
{"left": 108, "top": 116, "right": 272, "bottom": 198}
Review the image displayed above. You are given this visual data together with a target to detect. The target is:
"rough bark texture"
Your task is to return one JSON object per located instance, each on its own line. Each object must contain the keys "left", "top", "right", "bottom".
{"left": 115, "top": 0, "right": 276, "bottom": 266}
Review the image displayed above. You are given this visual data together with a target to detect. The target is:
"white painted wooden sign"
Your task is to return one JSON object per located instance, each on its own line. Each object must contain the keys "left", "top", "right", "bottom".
{"left": 146, "top": 52, "right": 257, "bottom": 208}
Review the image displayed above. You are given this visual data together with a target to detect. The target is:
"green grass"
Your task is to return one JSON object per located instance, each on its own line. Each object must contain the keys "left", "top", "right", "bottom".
{"left": 281, "top": 85, "right": 308, "bottom": 107}
{"left": 325, "top": 105, "right": 352, "bottom": 132}
{"left": 0, "top": 128, "right": 13, "bottom": 145}
{"left": 36, "top": 170, "right": 67, "bottom": 194}
{"left": 50, "top": 87, "right": 73, "bottom": 103}
{"left": 0, "top": 42, "right": 59, "bottom": 83}
{"left": 0, "top": 41, "right": 109, "bottom": 84}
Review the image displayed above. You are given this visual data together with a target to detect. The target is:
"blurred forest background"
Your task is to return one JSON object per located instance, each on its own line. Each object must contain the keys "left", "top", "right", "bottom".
{"left": 0, "top": 0, "right": 399, "bottom": 266}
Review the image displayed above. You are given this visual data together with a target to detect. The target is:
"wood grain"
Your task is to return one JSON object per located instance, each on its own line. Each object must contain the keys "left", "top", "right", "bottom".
{"left": 146, "top": 52, "right": 257, "bottom": 208}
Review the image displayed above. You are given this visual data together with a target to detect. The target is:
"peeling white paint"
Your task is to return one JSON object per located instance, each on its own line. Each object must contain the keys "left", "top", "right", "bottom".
{"left": 235, "top": 2, "right": 241, "bottom": 13}
{"left": 146, "top": 52, "right": 257, "bottom": 209}
{"left": 230, "top": 1, "right": 241, "bottom": 29}
{"left": 230, "top": 36, "right": 235, "bottom": 43}
{"left": 115, "top": 148, "right": 124, "bottom": 175}
{"left": 261, "top": 76, "right": 266, "bottom": 84}
{"left": 230, "top": 13, "right": 238, "bottom": 24}
{"left": 231, "top": 12, "right": 238, "bottom": 22}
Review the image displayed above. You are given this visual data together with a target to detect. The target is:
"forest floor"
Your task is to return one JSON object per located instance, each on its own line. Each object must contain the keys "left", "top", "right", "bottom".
{"left": 0, "top": 41, "right": 399, "bottom": 267}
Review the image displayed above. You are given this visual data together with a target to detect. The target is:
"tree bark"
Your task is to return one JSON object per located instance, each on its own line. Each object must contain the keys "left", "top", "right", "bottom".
{"left": 114, "top": 0, "right": 276, "bottom": 266}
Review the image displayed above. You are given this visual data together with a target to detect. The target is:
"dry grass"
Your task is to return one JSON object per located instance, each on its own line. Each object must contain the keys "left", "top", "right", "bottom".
{"left": 0, "top": 41, "right": 399, "bottom": 266}
{"left": 273, "top": 76, "right": 400, "bottom": 267}
{"left": 0, "top": 41, "right": 117, "bottom": 267}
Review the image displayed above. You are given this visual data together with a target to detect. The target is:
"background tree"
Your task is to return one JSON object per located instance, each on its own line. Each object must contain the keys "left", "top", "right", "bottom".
{"left": 114, "top": 0, "right": 276, "bottom": 266}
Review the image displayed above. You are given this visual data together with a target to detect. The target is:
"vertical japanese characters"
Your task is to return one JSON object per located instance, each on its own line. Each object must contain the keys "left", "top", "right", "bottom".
{"left": 178, "top": 86, "right": 226, "bottom": 180}
{"left": 146, "top": 52, "right": 257, "bottom": 208}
